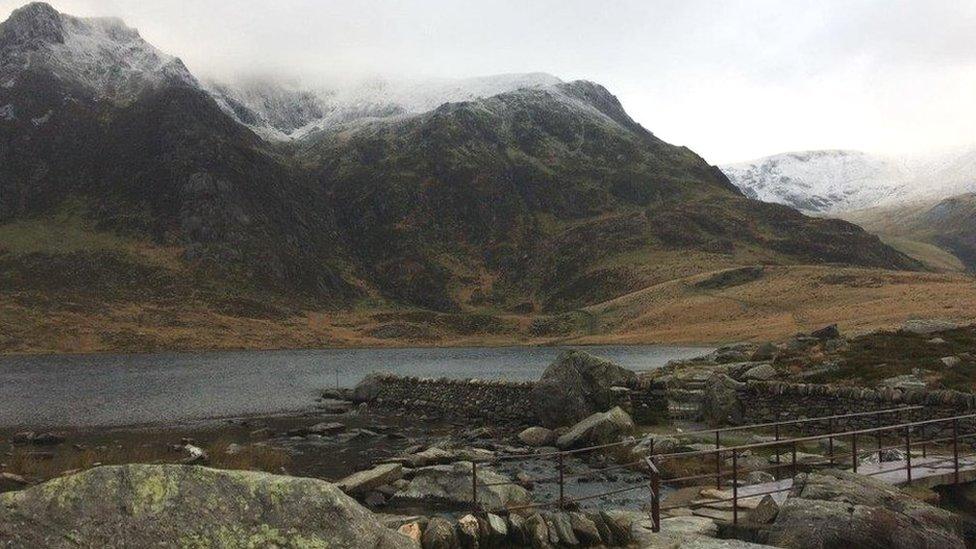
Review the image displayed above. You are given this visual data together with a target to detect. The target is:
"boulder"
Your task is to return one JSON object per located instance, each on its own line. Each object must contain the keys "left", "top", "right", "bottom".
{"left": 523, "top": 513, "right": 552, "bottom": 548}
{"left": 745, "top": 471, "right": 775, "bottom": 485}
{"left": 337, "top": 463, "right": 404, "bottom": 495}
{"left": 484, "top": 513, "right": 508, "bottom": 544}
{"left": 942, "top": 356, "right": 962, "bottom": 368}
{"left": 530, "top": 350, "right": 637, "bottom": 427}
{"left": 759, "top": 470, "right": 975, "bottom": 549}
{"left": 750, "top": 342, "right": 779, "bottom": 361}
{"left": 401, "top": 447, "right": 495, "bottom": 468}
{"left": 568, "top": 512, "right": 602, "bottom": 545}
{"left": 810, "top": 324, "right": 840, "bottom": 340}
{"left": 555, "top": 406, "right": 634, "bottom": 449}
{"left": 307, "top": 421, "right": 346, "bottom": 435}
{"left": 901, "top": 319, "right": 960, "bottom": 335}
{"left": 0, "top": 464, "right": 413, "bottom": 548}
{"left": 879, "top": 374, "right": 927, "bottom": 390}
{"left": 741, "top": 363, "right": 777, "bottom": 381}
{"left": 397, "top": 521, "right": 423, "bottom": 544}
{"left": 699, "top": 374, "right": 745, "bottom": 426}
{"left": 630, "top": 433, "right": 680, "bottom": 456}
{"left": 422, "top": 517, "right": 457, "bottom": 549}
{"left": 747, "top": 495, "right": 779, "bottom": 524}
{"left": 518, "top": 426, "right": 555, "bottom": 447}
{"left": 393, "top": 462, "right": 531, "bottom": 510}
{"left": 0, "top": 472, "right": 29, "bottom": 492}
{"left": 352, "top": 372, "right": 391, "bottom": 403}
{"left": 456, "top": 514, "right": 480, "bottom": 547}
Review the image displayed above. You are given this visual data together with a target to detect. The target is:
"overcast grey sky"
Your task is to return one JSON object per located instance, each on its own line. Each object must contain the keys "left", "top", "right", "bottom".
{"left": 3, "top": 0, "right": 975, "bottom": 163}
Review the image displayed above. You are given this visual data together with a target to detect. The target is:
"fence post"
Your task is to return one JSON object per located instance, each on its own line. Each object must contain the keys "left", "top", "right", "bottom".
{"left": 774, "top": 423, "right": 781, "bottom": 479}
{"left": 715, "top": 447, "right": 722, "bottom": 489}
{"left": 828, "top": 417, "right": 835, "bottom": 465}
{"left": 953, "top": 418, "right": 960, "bottom": 484}
{"left": 648, "top": 458, "right": 661, "bottom": 533}
{"left": 472, "top": 461, "right": 478, "bottom": 510}
{"left": 876, "top": 411, "right": 883, "bottom": 462}
{"left": 557, "top": 452, "right": 565, "bottom": 509}
{"left": 732, "top": 450, "right": 739, "bottom": 525}
{"left": 791, "top": 440, "right": 798, "bottom": 478}
{"left": 852, "top": 433, "right": 858, "bottom": 473}
{"left": 905, "top": 426, "right": 912, "bottom": 482}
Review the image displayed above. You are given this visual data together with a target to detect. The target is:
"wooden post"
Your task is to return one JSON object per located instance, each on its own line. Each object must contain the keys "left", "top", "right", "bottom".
{"left": 732, "top": 451, "right": 739, "bottom": 525}
{"left": 953, "top": 418, "right": 960, "bottom": 484}
{"left": 905, "top": 426, "right": 912, "bottom": 482}
{"left": 828, "top": 417, "right": 835, "bottom": 466}
{"left": 472, "top": 461, "right": 478, "bottom": 510}
{"left": 557, "top": 453, "right": 565, "bottom": 509}
{"left": 651, "top": 463, "right": 661, "bottom": 533}
{"left": 876, "top": 411, "right": 883, "bottom": 462}
{"left": 774, "top": 423, "right": 781, "bottom": 479}
{"left": 715, "top": 428, "right": 722, "bottom": 489}
{"left": 852, "top": 433, "right": 858, "bottom": 473}
{"left": 791, "top": 440, "right": 798, "bottom": 478}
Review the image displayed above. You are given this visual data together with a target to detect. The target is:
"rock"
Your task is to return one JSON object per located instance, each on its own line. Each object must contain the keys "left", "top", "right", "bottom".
{"left": 741, "top": 363, "right": 777, "bottom": 381}
{"left": 747, "top": 495, "right": 779, "bottom": 524}
{"left": 518, "top": 426, "right": 555, "bottom": 447}
{"left": 810, "top": 324, "right": 840, "bottom": 340}
{"left": 760, "top": 469, "right": 973, "bottom": 549}
{"left": 402, "top": 447, "right": 493, "bottom": 468}
{"left": 352, "top": 372, "right": 390, "bottom": 403}
{"left": 745, "top": 471, "right": 775, "bottom": 485}
{"left": 942, "top": 356, "right": 962, "bottom": 368}
{"left": 508, "top": 513, "right": 529, "bottom": 546}
{"left": 545, "top": 512, "right": 578, "bottom": 545}
{"left": 524, "top": 513, "right": 552, "bottom": 549}
{"left": 568, "top": 512, "right": 602, "bottom": 545}
{"left": 630, "top": 515, "right": 723, "bottom": 548}
{"left": 338, "top": 463, "right": 404, "bottom": 495}
{"left": 457, "top": 514, "right": 480, "bottom": 548}
{"left": 307, "top": 421, "right": 346, "bottom": 435}
{"left": 394, "top": 462, "right": 531, "bottom": 510}
{"left": 0, "top": 464, "right": 413, "bottom": 548}
{"left": 10, "top": 431, "right": 34, "bottom": 444}
{"left": 397, "top": 521, "right": 423, "bottom": 544}
{"left": 699, "top": 374, "right": 745, "bottom": 426}
{"left": 816, "top": 437, "right": 849, "bottom": 456}
{"left": 30, "top": 432, "right": 65, "bottom": 446}
{"left": 318, "top": 398, "right": 355, "bottom": 414}
{"left": 180, "top": 444, "right": 208, "bottom": 464}
{"left": 600, "top": 510, "right": 637, "bottom": 545}
{"left": 631, "top": 434, "right": 680, "bottom": 456}
{"left": 364, "top": 491, "right": 386, "bottom": 507}
{"left": 485, "top": 513, "right": 508, "bottom": 544}
{"left": 530, "top": 350, "right": 638, "bottom": 427}
{"left": 901, "top": 319, "right": 959, "bottom": 335}
{"left": 860, "top": 448, "right": 905, "bottom": 464}
{"left": 555, "top": 407, "right": 634, "bottom": 449}
{"left": 422, "top": 517, "right": 458, "bottom": 549}
{"left": 0, "top": 472, "right": 29, "bottom": 492}
{"left": 879, "top": 374, "right": 927, "bottom": 390}
{"left": 928, "top": 337, "right": 947, "bottom": 345}
{"left": 710, "top": 344, "right": 754, "bottom": 364}
{"left": 750, "top": 342, "right": 779, "bottom": 361}
{"left": 248, "top": 427, "right": 271, "bottom": 439}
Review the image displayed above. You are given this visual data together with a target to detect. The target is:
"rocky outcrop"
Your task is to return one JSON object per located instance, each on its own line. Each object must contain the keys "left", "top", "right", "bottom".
{"left": 758, "top": 470, "right": 976, "bottom": 548}
{"left": 393, "top": 461, "right": 531, "bottom": 510}
{"left": 337, "top": 463, "right": 404, "bottom": 495}
{"left": 556, "top": 406, "right": 634, "bottom": 449}
{"left": 699, "top": 374, "right": 745, "bottom": 426}
{"left": 0, "top": 464, "right": 414, "bottom": 548}
{"left": 531, "top": 350, "right": 638, "bottom": 427}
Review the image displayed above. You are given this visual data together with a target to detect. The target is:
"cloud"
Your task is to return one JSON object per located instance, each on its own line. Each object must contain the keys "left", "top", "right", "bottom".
{"left": 2, "top": 0, "right": 974, "bottom": 163}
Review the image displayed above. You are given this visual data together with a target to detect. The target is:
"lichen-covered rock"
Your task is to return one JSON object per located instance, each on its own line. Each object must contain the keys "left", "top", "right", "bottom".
{"left": 0, "top": 464, "right": 415, "bottom": 548}
{"left": 555, "top": 406, "right": 634, "bottom": 449}
{"left": 422, "top": 516, "right": 457, "bottom": 549}
{"left": 393, "top": 461, "right": 531, "bottom": 510}
{"left": 530, "top": 350, "right": 637, "bottom": 427}
{"left": 518, "top": 426, "right": 555, "bottom": 447}
{"left": 699, "top": 374, "right": 745, "bottom": 426}
{"left": 337, "top": 463, "right": 404, "bottom": 495}
{"left": 759, "top": 470, "right": 976, "bottom": 549}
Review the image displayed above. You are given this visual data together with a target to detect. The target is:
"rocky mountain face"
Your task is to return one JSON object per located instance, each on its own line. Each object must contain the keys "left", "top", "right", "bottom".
{"left": 0, "top": 3, "right": 919, "bottom": 315}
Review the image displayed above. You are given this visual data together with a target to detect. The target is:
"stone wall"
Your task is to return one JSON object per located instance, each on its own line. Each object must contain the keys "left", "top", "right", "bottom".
{"left": 353, "top": 373, "right": 669, "bottom": 426}
{"left": 738, "top": 380, "right": 976, "bottom": 438}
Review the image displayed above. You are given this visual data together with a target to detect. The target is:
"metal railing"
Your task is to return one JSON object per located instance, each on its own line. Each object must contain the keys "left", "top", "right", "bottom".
{"left": 466, "top": 406, "right": 975, "bottom": 534}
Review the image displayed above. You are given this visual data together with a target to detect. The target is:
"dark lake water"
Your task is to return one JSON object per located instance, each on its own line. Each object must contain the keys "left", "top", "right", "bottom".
{"left": 0, "top": 345, "right": 708, "bottom": 428}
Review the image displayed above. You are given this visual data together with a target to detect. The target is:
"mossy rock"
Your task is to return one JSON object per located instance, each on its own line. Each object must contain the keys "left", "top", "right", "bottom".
{"left": 0, "top": 464, "right": 414, "bottom": 548}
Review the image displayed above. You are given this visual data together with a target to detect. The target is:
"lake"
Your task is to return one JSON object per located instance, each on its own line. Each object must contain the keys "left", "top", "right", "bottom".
{"left": 0, "top": 345, "right": 708, "bottom": 428}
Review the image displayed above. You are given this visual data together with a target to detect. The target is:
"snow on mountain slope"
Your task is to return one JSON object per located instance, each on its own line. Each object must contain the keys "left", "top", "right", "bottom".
{"left": 0, "top": 2, "right": 197, "bottom": 102}
{"left": 721, "top": 148, "right": 976, "bottom": 214}
{"left": 720, "top": 150, "right": 912, "bottom": 213}
{"left": 206, "top": 72, "right": 562, "bottom": 140}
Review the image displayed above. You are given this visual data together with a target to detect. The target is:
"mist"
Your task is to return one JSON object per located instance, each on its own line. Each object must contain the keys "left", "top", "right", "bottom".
{"left": 2, "top": 0, "right": 974, "bottom": 163}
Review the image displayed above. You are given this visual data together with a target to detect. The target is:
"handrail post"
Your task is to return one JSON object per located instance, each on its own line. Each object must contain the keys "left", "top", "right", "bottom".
{"left": 732, "top": 450, "right": 739, "bottom": 525}
{"left": 953, "top": 418, "right": 960, "bottom": 484}
{"left": 716, "top": 429, "right": 722, "bottom": 489}
{"left": 651, "top": 461, "right": 661, "bottom": 533}
{"left": 876, "top": 411, "right": 883, "bottom": 462}
{"left": 828, "top": 417, "right": 835, "bottom": 466}
{"left": 774, "top": 423, "right": 781, "bottom": 480}
{"left": 905, "top": 426, "right": 912, "bottom": 483}
{"left": 472, "top": 461, "right": 478, "bottom": 510}
{"left": 557, "top": 452, "right": 565, "bottom": 509}
{"left": 852, "top": 433, "right": 858, "bottom": 473}
{"left": 791, "top": 440, "right": 798, "bottom": 478}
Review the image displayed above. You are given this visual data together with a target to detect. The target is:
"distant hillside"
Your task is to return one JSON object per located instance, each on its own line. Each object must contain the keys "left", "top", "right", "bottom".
{"left": 0, "top": 3, "right": 926, "bottom": 353}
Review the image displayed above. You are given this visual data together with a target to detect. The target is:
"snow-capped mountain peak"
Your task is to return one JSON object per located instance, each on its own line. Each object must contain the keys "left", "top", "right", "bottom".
{"left": 0, "top": 2, "right": 197, "bottom": 102}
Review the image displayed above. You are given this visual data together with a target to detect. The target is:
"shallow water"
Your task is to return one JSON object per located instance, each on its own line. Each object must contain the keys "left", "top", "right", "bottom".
{"left": 0, "top": 345, "right": 708, "bottom": 428}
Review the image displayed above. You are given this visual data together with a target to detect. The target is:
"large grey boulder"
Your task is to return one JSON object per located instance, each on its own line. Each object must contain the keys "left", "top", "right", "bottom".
{"left": 699, "top": 374, "right": 745, "bottom": 426}
{"left": 393, "top": 461, "right": 531, "bottom": 510}
{"left": 337, "top": 463, "right": 403, "bottom": 495}
{"left": 556, "top": 406, "right": 634, "bottom": 449}
{"left": 352, "top": 372, "right": 392, "bottom": 402}
{"left": 530, "top": 350, "right": 638, "bottom": 427}
{"left": 0, "top": 464, "right": 414, "bottom": 548}
{"left": 759, "top": 469, "right": 975, "bottom": 548}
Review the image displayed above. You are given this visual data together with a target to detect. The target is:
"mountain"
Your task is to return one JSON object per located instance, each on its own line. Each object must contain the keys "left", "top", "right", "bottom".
{"left": 206, "top": 72, "right": 562, "bottom": 141}
{"left": 720, "top": 150, "right": 912, "bottom": 213}
{"left": 0, "top": 3, "right": 923, "bottom": 352}
{"left": 721, "top": 148, "right": 976, "bottom": 214}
